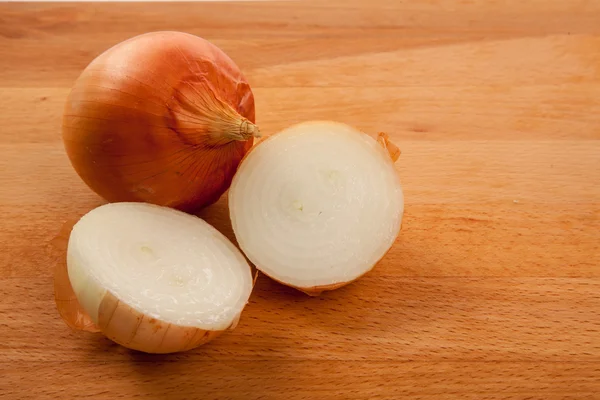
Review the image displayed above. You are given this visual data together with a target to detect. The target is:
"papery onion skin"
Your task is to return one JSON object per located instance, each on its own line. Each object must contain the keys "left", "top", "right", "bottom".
{"left": 55, "top": 258, "right": 249, "bottom": 353}
{"left": 229, "top": 122, "right": 404, "bottom": 296}
{"left": 93, "top": 290, "right": 230, "bottom": 354}
{"left": 52, "top": 217, "right": 100, "bottom": 333}
{"left": 272, "top": 277, "right": 350, "bottom": 297}
{"left": 63, "top": 31, "right": 258, "bottom": 212}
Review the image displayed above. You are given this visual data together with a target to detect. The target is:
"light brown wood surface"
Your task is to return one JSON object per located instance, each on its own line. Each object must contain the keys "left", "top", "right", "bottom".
{"left": 1, "top": 1, "right": 599, "bottom": 399}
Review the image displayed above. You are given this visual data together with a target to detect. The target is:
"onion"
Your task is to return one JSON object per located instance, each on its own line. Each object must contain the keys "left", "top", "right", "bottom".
{"left": 53, "top": 217, "right": 101, "bottom": 333}
{"left": 229, "top": 121, "right": 404, "bottom": 296}
{"left": 62, "top": 31, "right": 259, "bottom": 212}
{"left": 62, "top": 202, "right": 254, "bottom": 353}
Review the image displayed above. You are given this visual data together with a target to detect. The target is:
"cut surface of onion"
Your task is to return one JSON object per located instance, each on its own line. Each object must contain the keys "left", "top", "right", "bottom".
{"left": 229, "top": 121, "right": 404, "bottom": 295}
{"left": 66, "top": 202, "right": 253, "bottom": 353}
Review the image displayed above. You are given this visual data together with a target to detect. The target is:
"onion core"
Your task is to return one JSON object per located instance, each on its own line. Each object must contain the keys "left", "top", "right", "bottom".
{"left": 65, "top": 202, "right": 253, "bottom": 353}
{"left": 229, "top": 121, "right": 404, "bottom": 296}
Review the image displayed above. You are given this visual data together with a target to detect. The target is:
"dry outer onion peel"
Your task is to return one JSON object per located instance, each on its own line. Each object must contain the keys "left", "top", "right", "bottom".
{"left": 63, "top": 31, "right": 259, "bottom": 212}
{"left": 59, "top": 202, "right": 254, "bottom": 353}
{"left": 229, "top": 121, "right": 404, "bottom": 296}
{"left": 53, "top": 217, "right": 100, "bottom": 333}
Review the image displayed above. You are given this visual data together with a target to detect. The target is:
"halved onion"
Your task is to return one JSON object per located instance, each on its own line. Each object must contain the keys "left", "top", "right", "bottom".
{"left": 229, "top": 121, "right": 404, "bottom": 296}
{"left": 65, "top": 202, "right": 253, "bottom": 353}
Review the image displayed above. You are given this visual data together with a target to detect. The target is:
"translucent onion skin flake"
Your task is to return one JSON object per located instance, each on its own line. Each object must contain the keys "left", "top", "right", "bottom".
{"left": 229, "top": 121, "right": 404, "bottom": 296}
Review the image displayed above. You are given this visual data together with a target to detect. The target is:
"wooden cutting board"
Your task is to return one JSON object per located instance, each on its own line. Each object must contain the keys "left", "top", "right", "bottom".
{"left": 1, "top": 1, "right": 599, "bottom": 399}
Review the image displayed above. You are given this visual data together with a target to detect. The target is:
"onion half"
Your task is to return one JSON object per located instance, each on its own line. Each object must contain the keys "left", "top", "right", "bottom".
{"left": 63, "top": 31, "right": 259, "bottom": 212}
{"left": 64, "top": 202, "right": 254, "bottom": 353}
{"left": 229, "top": 121, "right": 404, "bottom": 296}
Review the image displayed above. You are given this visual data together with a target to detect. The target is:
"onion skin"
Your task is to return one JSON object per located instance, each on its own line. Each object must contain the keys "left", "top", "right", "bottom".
{"left": 63, "top": 31, "right": 258, "bottom": 212}
{"left": 52, "top": 217, "right": 100, "bottom": 333}
{"left": 62, "top": 272, "right": 245, "bottom": 353}
{"left": 273, "top": 277, "right": 350, "bottom": 297}
{"left": 92, "top": 271, "right": 259, "bottom": 352}
{"left": 95, "top": 291, "right": 230, "bottom": 354}
{"left": 55, "top": 259, "right": 252, "bottom": 353}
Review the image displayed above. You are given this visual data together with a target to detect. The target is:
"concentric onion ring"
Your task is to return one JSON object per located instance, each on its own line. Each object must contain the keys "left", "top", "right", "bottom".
{"left": 229, "top": 121, "right": 404, "bottom": 295}
{"left": 64, "top": 202, "right": 254, "bottom": 353}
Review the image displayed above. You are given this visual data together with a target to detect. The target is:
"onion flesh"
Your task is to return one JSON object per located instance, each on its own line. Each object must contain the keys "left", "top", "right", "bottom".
{"left": 62, "top": 31, "right": 259, "bottom": 212}
{"left": 64, "top": 202, "right": 253, "bottom": 353}
{"left": 229, "top": 121, "right": 404, "bottom": 295}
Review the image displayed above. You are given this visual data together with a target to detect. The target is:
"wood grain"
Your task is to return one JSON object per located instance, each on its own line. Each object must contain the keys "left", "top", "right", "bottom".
{"left": 0, "top": 1, "right": 599, "bottom": 399}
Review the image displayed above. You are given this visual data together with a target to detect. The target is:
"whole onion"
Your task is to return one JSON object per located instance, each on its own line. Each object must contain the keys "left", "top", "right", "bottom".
{"left": 62, "top": 31, "right": 259, "bottom": 211}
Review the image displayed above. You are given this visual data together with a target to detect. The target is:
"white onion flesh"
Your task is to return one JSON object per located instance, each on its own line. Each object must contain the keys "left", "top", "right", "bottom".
{"left": 67, "top": 202, "right": 253, "bottom": 351}
{"left": 229, "top": 121, "right": 404, "bottom": 294}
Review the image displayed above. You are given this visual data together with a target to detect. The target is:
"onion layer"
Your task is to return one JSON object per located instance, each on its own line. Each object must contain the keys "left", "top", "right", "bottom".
{"left": 63, "top": 31, "right": 259, "bottom": 212}
{"left": 64, "top": 202, "right": 254, "bottom": 353}
{"left": 229, "top": 121, "right": 404, "bottom": 296}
